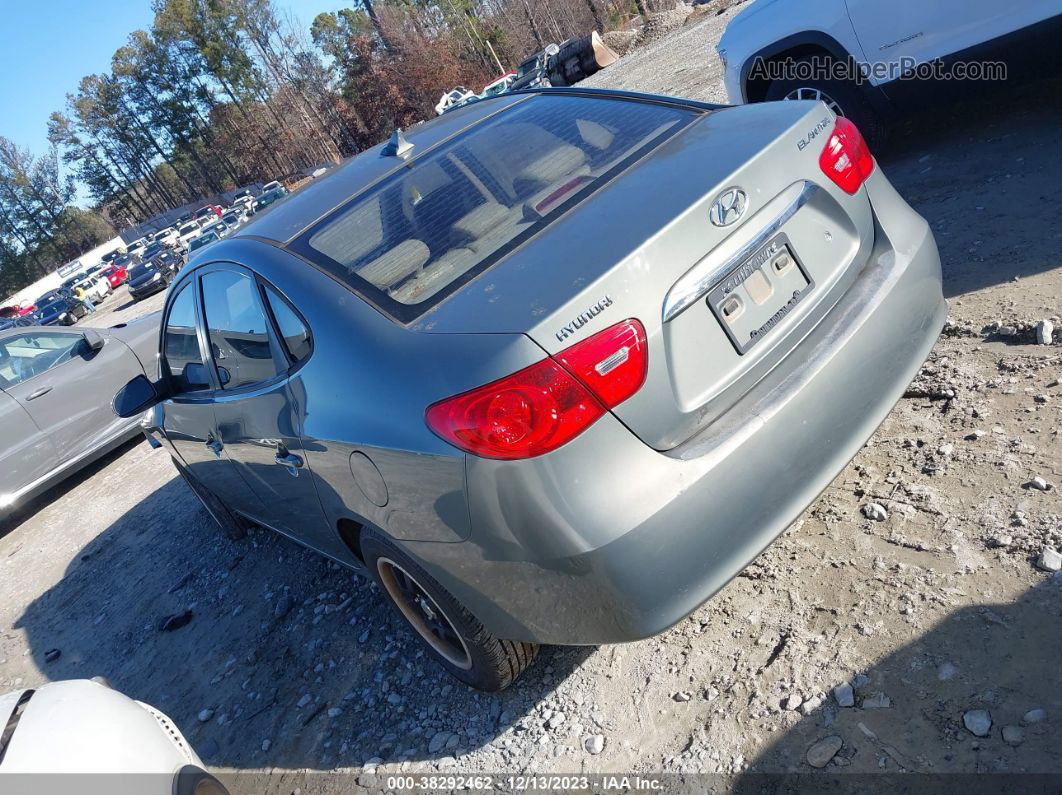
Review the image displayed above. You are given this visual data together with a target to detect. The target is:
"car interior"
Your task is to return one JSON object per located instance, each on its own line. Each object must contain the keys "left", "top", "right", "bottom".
{"left": 0, "top": 332, "right": 84, "bottom": 387}
{"left": 308, "top": 97, "right": 687, "bottom": 309}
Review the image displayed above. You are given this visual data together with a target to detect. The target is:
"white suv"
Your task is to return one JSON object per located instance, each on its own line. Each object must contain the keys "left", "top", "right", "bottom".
{"left": 176, "top": 221, "right": 202, "bottom": 251}
{"left": 717, "top": 1, "right": 1060, "bottom": 143}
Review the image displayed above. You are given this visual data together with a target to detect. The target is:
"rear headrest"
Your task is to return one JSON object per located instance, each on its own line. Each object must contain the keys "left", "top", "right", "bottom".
{"left": 515, "top": 145, "right": 588, "bottom": 192}
{"left": 356, "top": 240, "right": 430, "bottom": 289}
{"left": 453, "top": 202, "right": 511, "bottom": 239}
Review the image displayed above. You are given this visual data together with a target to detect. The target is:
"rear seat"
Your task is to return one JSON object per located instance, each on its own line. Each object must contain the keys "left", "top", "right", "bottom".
{"left": 452, "top": 202, "right": 529, "bottom": 256}
{"left": 512, "top": 144, "right": 590, "bottom": 196}
{"left": 391, "top": 247, "right": 478, "bottom": 304}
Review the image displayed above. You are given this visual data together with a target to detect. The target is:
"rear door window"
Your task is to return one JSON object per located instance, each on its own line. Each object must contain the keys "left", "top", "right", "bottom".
{"left": 201, "top": 270, "right": 280, "bottom": 390}
{"left": 299, "top": 95, "right": 694, "bottom": 322}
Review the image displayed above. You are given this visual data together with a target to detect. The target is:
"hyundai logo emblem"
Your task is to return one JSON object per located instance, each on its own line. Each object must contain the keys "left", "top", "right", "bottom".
{"left": 709, "top": 187, "right": 749, "bottom": 227}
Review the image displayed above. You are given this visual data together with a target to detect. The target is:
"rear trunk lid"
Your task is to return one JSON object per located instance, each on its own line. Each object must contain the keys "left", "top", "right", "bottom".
{"left": 415, "top": 99, "right": 876, "bottom": 450}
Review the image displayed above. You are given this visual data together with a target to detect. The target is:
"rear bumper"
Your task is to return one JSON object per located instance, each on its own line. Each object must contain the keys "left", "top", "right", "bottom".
{"left": 417, "top": 169, "right": 945, "bottom": 645}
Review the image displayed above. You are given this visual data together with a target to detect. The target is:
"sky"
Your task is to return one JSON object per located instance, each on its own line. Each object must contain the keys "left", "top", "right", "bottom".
{"left": 0, "top": 0, "right": 346, "bottom": 158}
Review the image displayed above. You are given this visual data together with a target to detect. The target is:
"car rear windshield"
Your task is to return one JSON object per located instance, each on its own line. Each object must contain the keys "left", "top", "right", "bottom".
{"left": 299, "top": 95, "right": 695, "bottom": 322}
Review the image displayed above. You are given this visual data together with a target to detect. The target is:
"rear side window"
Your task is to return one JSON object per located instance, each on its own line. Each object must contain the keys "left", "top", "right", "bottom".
{"left": 301, "top": 95, "right": 693, "bottom": 322}
{"left": 201, "top": 271, "right": 279, "bottom": 390}
{"left": 264, "top": 286, "right": 311, "bottom": 364}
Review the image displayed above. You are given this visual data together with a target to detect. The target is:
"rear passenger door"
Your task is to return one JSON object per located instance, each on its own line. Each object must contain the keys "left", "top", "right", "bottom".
{"left": 157, "top": 280, "right": 247, "bottom": 502}
{"left": 198, "top": 264, "right": 332, "bottom": 548}
{"left": 843, "top": 0, "right": 1054, "bottom": 77}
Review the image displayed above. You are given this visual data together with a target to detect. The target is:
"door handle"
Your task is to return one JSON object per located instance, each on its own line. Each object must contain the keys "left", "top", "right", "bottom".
{"left": 274, "top": 452, "right": 303, "bottom": 477}
{"left": 205, "top": 437, "right": 224, "bottom": 457}
{"left": 25, "top": 386, "right": 52, "bottom": 401}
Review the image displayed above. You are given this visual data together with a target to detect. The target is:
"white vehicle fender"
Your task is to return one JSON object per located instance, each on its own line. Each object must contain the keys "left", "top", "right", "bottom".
{"left": 719, "top": 0, "right": 867, "bottom": 103}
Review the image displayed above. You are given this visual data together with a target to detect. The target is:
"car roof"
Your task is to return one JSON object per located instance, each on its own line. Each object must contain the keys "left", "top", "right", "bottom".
{"left": 237, "top": 92, "right": 530, "bottom": 245}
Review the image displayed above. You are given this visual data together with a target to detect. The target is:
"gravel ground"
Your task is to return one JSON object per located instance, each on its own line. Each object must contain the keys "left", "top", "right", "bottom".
{"left": 2, "top": 9, "right": 1061, "bottom": 792}
{"left": 584, "top": 3, "right": 742, "bottom": 103}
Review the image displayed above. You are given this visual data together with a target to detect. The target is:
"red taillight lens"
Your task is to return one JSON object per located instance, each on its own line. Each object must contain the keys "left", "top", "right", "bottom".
{"left": 425, "top": 358, "right": 605, "bottom": 460}
{"left": 426, "top": 319, "right": 648, "bottom": 460}
{"left": 556, "top": 318, "right": 647, "bottom": 409}
{"left": 818, "top": 117, "right": 874, "bottom": 195}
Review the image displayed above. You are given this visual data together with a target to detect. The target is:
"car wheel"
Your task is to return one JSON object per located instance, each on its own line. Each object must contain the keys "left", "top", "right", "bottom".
{"left": 764, "top": 56, "right": 887, "bottom": 149}
{"left": 173, "top": 460, "right": 249, "bottom": 541}
{"left": 361, "top": 528, "right": 538, "bottom": 691}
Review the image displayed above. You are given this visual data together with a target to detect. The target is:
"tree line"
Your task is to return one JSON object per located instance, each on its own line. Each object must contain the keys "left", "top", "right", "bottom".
{"left": 1, "top": 0, "right": 640, "bottom": 298}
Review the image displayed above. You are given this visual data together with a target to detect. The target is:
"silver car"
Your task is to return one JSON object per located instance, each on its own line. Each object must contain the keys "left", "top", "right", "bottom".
{"left": 1, "top": 318, "right": 158, "bottom": 515}
{"left": 114, "top": 89, "right": 945, "bottom": 690}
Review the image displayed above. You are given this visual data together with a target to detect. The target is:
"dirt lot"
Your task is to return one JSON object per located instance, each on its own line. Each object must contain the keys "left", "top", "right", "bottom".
{"left": 2, "top": 10, "right": 1061, "bottom": 792}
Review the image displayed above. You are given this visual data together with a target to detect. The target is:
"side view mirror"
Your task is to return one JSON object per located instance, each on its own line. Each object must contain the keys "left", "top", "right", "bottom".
{"left": 82, "top": 329, "right": 105, "bottom": 352}
{"left": 113, "top": 374, "right": 160, "bottom": 418}
{"left": 182, "top": 361, "right": 212, "bottom": 389}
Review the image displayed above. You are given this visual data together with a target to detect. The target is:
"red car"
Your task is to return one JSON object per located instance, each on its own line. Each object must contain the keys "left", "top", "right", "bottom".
{"left": 102, "top": 264, "right": 128, "bottom": 288}
{"left": 0, "top": 304, "right": 35, "bottom": 319}
{"left": 193, "top": 204, "right": 222, "bottom": 222}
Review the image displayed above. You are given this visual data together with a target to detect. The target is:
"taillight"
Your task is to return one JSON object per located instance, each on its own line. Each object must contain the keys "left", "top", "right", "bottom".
{"left": 818, "top": 117, "right": 874, "bottom": 195}
{"left": 555, "top": 319, "right": 647, "bottom": 409}
{"left": 426, "top": 319, "right": 648, "bottom": 460}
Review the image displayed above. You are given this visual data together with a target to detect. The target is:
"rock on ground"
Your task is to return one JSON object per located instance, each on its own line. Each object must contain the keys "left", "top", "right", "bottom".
{"left": 1022, "top": 709, "right": 1047, "bottom": 725}
{"left": 833, "top": 683, "right": 855, "bottom": 707}
{"left": 861, "top": 503, "right": 889, "bottom": 521}
{"left": 963, "top": 709, "right": 993, "bottom": 737}
{"left": 806, "top": 736, "right": 843, "bottom": 768}
{"left": 584, "top": 735, "right": 605, "bottom": 755}
{"left": 1036, "top": 547, "right": 1062, "bottom": 572}
{"left": 1002, "top": 725, "right": 1025, "bottom": 746}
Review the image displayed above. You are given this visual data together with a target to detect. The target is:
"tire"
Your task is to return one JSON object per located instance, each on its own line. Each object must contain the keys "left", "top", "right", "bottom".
{"left": 361, "top": 528, "right": 538, "bottom": 691}
{"left": 764, "top": 56, "right": 887, "bottom": 150}
{"left": 173, "top": 460, "right": 248, "bottom": 541}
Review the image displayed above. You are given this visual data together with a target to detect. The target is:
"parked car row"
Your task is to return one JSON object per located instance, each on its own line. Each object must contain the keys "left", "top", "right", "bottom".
{"left": 3, "top": 267, "right": 118, "bottom": 331}
{"left": 60, "top": 269, "right": 110, "bottom": 303}
{"left": 108, "top": 185, "right": 286, "bottom": 269}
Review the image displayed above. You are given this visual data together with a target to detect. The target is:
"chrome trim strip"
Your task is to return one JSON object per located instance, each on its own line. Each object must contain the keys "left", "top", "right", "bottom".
{"left": 662, "top": 181, "right": 821, "bottom": 323}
